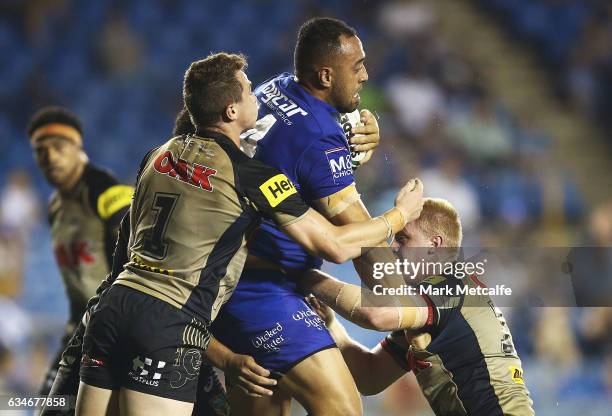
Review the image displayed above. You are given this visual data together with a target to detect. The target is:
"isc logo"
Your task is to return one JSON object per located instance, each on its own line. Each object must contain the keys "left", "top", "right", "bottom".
{"left": 260, "top": 174, "right": 297, "bottom": 207}
{"left": 153, "top": 150, "right": 217, "bottom": 192}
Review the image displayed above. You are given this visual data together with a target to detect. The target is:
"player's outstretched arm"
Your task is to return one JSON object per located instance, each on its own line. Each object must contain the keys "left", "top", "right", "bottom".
{"left": 300, "top": 269, "right": 430, "bottom": 331}
{"left": 311, "top": 179, "right": 423, "bottom": 291}
{"left": 307, "top": 296, "right": 406, "bottom": 396}
{"left": 203, "top": 337, "right": 277, "bottom": 398}
{"left": 282, "top": 178, "right": 423, "bottom": 264}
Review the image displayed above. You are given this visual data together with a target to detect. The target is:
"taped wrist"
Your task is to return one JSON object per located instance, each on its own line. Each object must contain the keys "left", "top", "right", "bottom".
{"left": 397, "top": 295, "right": 430, "bottom": 330}
{"left": 382, "top": 207, "right": 406, "bottom": 235}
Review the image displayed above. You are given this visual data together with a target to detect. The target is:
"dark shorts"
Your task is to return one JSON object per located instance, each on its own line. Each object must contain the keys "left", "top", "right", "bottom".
{"left": 211, "top": 269, "right": 336, "bottom": 375}
{"left": 80, "top": 284, "right": 209, "bottom": 402}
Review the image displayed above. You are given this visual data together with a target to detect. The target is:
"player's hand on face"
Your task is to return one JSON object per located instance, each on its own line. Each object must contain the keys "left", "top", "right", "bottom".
{"left": 394, "top": 178, "right": 424, "bottom": 224}
{"left": 227, "top": 354, "right": 277, "bottom": 398}
{"left": 306, "top": 294, "right": 335, "bottom": 327}
{"left": 350, "top": 109, "right": 379, "bottom": 153}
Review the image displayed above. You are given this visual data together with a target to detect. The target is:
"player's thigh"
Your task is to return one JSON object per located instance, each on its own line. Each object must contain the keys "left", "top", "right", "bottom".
{"left": 226, "top": 384, "right": 291, "bottom": 416}
{"left": 119, "top": 387, "right": 194, "bottom": 416}
{"left": 75, "top": 381, "right": 119, "bottom": 416}
{"left": 279, "top": 347, "right": 362, "bottom": 416}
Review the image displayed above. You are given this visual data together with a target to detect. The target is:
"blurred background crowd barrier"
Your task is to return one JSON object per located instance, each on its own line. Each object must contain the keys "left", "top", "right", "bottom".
{"left": 1, "top": 0, "right": 611, "bottom": 414}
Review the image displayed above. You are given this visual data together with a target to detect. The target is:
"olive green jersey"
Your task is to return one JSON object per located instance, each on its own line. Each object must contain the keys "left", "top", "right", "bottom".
{"left": 48, "top": 164, "right": 133, "bottom": 324}
{"left": 115, "top": 131, "right": 309, "bottom": 324}
{"left": 381, "top": 274, "right": 534, "bottom": 416}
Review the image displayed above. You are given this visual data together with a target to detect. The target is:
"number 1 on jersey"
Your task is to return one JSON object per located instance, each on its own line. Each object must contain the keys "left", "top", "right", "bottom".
{"left": 142, "top": 193, "right": 179, "bottom": 259}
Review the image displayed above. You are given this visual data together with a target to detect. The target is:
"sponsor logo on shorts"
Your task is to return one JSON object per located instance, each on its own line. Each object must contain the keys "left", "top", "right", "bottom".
{"left": 325, "top": 148, "right": 353, "bottom": 182}
{"left": 250, "top": 322, "right": 285, "bottom": 352}
{"left": 509, "top": 366, "right": 525, "bottom": 385}
{"left": 292, "top": 308, "right": 325, "bottom": 330}
{"left": 170, "top": 347, "right": 202, "bottom": 389}
{"left": 81, "top": 354, "right": 105, "bottom": 368}
{"left": 259, "top": 174, "right": 297, "bottom": 207}
{"left": 128, "top": 356, "right": 166, "bottom": 387}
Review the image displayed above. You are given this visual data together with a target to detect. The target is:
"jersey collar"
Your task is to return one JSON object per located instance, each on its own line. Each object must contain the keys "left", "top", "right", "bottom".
{"left": 285, "top": 75, "right": 340, "bottom": 118}
{"left": 194, "top": 130, "right": 237, "bottom": 148}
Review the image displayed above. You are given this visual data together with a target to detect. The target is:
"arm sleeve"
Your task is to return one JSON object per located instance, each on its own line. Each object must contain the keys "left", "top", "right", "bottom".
{"left": 237, "top": 158, "right": 310, "bottom": 227}
{"left": 84, "top": 166, "right": 133, "bottom": 268}
{"left": 86, "top": 209, "right": 130, "bottom": 312}
{"left": 418, "top": 276, "right": 463, "bottom": 327}
{"left": 296, "top": 134, "right": 355, "bottom": 202}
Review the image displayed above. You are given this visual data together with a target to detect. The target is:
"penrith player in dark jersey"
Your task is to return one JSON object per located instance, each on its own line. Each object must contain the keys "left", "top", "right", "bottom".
{"left": 27, "top": 106, "right": 133, "bottom": 397}
{"left": 303, "top": 198, "right": 535, "bottom": 416}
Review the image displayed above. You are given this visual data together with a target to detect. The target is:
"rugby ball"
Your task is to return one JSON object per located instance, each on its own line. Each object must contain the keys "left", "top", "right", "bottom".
{"left": 339, "top": 110, "right": 372, "bottom": 169}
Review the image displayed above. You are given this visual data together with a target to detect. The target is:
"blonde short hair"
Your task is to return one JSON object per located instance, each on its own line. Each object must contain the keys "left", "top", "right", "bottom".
{"left": 414, "top": 198, "right": 463, "bottom": 249}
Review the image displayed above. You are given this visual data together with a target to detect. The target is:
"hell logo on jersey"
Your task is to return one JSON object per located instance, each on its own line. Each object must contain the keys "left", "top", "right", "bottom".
{"left": 259, "top": 174, "right": 297, "bottom": 207}
{"left": 325, "top": 147, "right": 353, "bottom": 182}
{"left": 154, "top": 150, "right": 217, "bottom": 192}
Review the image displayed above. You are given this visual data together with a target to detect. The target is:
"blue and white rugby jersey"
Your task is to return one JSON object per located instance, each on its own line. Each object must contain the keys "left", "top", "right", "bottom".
{"left": 242, "top": 72, "right": 356, "bottom": 270}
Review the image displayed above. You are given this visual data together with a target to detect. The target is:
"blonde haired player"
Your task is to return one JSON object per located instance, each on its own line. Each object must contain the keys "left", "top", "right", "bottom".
{"left": 302, "top": 198, "right": 535, "bottom": 415}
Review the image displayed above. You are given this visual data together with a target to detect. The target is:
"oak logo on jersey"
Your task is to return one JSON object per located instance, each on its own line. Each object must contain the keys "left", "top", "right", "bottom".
{"left": 259, "top": 174, "right": 297, "bottom": 207}
{"left": 509, "top": 366, "right": 525, "bottom": 384}
{"left": 54, "top": 241, "right": 94, "bottom": 268}
{"left": 154, "top": 150, "right": 217, "bottom": 192}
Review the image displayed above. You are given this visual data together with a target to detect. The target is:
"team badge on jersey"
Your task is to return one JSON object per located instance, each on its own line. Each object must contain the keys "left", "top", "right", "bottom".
{"left": 260, "top": 174, "right": 298, "bottom": 207}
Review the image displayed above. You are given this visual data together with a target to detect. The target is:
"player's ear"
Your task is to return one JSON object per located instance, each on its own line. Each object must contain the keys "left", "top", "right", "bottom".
{"left": 318, "top": 66, "right": 333, "bottom": 88}
{"left": 223, "top": 102, "right": 238, "bottom": 122}
{"left": 431, "top": 235, "right": 443, "bottom": 248}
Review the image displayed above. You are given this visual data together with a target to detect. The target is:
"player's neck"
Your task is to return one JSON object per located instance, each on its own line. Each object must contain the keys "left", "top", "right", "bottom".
{"left": 58, "top": 160, "right": 86, "bottom": 194}
{"left": 203, "top": 124, "right": 241, "bottom": 148}
{"left": 297, "top": 78, "right": 333, "bottom": 107}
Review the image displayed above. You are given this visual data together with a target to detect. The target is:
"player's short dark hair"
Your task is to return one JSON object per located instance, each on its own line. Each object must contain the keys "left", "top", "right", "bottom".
{"left": 27, "top": 106, "right": 83, "bottom": 137}
{"left": 294, "top": 17, "right": 357, "bottom": 80}
{"left": 173, "top": 106, "right": 195, "bottom": 136}
{"left": 183, "top": 52, "right": 247, "bottom": 130}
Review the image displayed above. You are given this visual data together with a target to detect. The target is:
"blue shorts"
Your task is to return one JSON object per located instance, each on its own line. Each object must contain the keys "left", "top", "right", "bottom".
{"left": 211, "top": 269, "right": 336, "bottom": 375}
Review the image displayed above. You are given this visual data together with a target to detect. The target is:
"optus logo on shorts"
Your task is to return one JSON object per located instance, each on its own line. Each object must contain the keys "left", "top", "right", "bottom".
{"left": 259, "top": 174, "right": 297, "bottom": 207}
{"left": 129, "top": 356, "right": 166, "bottom": 387}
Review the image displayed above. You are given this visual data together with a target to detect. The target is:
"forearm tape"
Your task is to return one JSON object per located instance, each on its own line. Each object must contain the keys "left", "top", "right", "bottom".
{"left": 315, "top": 185, "right": 362, "bottom": 218}
{"left": 380, "top": 207, "right": 406, "bottom": 236}
{"left": 336, "top": 282, "right": 430, "bottom": 330}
